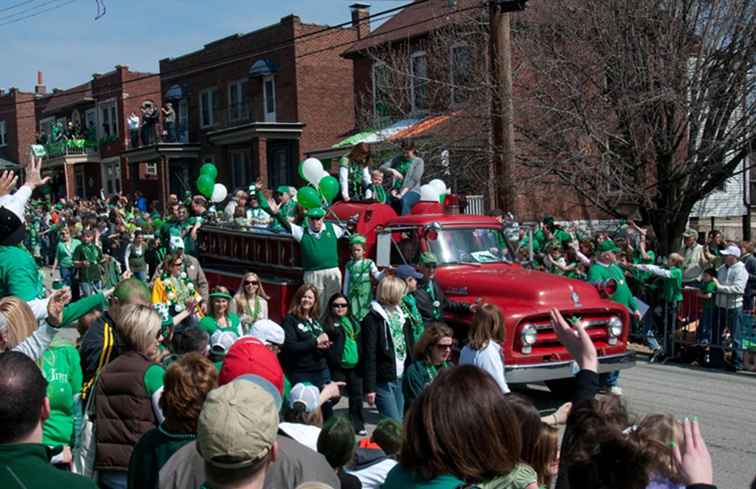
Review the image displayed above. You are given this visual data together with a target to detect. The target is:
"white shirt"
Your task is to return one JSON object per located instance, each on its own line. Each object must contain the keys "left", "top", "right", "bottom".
{"left": 347, "top": 459, "right": 398, "bottom": 489}
{"left": 339, "top": 163, "right": 371, "bottom": 201}
{"left": 460, "top": 341, "right": 510, "bottom": 394}
{"left": 277, "top": 422, "right": 321, "bottom": 452}
{"left": 716, "top": 261, "right": 748, "bottom": 309}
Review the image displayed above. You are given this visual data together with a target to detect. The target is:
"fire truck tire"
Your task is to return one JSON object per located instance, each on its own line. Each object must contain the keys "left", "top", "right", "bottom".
{"left": 544, "top": 378, "right": 577, "bottom": 399}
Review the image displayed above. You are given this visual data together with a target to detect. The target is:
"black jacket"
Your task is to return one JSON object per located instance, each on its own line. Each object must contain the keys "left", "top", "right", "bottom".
{"left": 280, "top": 314, "right": 328, "bottom": 375}
{"left": 360, "top": 306, "right": 414, "bottom": 393}
{"left": 322, "top": 315, "right": 362, "bottom": 372}
{"left": 415, "top": 278, "right": 470, "bottom": 322}
{"left": 79, "top": 312, "right": 124, "bottom": 399}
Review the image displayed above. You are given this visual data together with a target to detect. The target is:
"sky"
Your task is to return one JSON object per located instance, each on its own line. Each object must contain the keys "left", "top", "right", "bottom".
{"left": 1, "top": 0, "right": 407, "bottom": 91}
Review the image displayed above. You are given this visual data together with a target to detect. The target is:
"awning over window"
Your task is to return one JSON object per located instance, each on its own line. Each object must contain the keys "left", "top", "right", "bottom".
{"left": 165, "top": 84, "right": 184, "bottom": 99}
{"left": 332, "top": 115, "right": 453, "bottom": 148}
{"left": 249, "top": 59, "right": 279, "bottom": 77}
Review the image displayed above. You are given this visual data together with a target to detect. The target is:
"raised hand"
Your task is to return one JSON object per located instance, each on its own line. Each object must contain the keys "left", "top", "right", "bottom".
{"left": 25, "top": 154, "right": 51, "bottom": 190}
{"left": 672, "top": 418, "right": 713, "bottom": 485}
{"left": 0, "top": 170, "right": 19, "bottom": 197}
{"left": 47, "top": 288, "right": 72, "bottom": 327}
{"left": 550, "top": 308, "right": 598, "bottom": 372}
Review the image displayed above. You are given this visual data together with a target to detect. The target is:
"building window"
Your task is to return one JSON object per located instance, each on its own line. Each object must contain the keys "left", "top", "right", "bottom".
{"left": 228, "top": 80, "right": 249, "bottom": 122}
{"left": 200, "top": 88, "right": 219, "bottom": 128}
{"left": 411, "top": 51, "right": 429, "bottom": 113}
{"left": 263, "top": 76, "right": 276, "bottom": 122}
{"left": 372, "top": 62, "right": 390, "bottom": 122}
{"left": 0, "top": 120, "right": 6, "bottom": 147}
{"left": 97, "top": 99, "right": 119, "bottom": 139}
{"left": 145, "top": 162, "right": 158, "bottom": 177}
{"left": 450, "top": 44, "right": 473, "bottom": 105}
{"left": 230, "top": 149, "right": 251, "bottom": 190}
{"left": 102, "top": 160, "right": 122, "bottom": 195}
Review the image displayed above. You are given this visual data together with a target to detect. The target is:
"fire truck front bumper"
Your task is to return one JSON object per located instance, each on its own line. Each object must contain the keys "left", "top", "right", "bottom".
{"left": 505, "top": 351, "right": 636, "bottom": 384}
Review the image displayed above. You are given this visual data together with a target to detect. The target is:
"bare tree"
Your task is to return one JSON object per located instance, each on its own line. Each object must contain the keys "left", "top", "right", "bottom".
{"left": 514, "top": 0, "right": 756, "bottom": 254}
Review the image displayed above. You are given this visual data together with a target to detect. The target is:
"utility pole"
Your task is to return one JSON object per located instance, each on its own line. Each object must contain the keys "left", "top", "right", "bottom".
{"left": 489, "top": 1, "right": 524, "bottom": 213}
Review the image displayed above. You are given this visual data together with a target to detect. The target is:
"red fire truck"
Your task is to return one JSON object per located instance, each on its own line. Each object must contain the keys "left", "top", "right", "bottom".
{"left": 198, "top": 199, "right": 635, "bottom": 391}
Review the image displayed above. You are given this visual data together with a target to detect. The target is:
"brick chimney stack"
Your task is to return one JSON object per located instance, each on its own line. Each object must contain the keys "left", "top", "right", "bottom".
{"left": 34, "top": 70, "right": 46, "bottom": 96}
{"left": 350, "top": 3, "right": 371, "bottom": 39}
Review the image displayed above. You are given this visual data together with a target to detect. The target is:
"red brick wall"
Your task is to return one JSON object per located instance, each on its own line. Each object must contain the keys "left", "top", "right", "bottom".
{"left": 0, "top": 90, "right": 37, "bottom": 168}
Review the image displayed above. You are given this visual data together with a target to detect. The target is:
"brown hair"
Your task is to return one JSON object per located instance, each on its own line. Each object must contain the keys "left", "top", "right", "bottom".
{"left": 347, "top": 142, "right": 371, "bottom": 164}
{"left": 468, "top": 304, "right": 504, "bottom": 350}
{"left": 288, "top": 284, "right": 321, "bottom": 320}
{"left": 208, "top": 285, "right": 232, "bottom": 320}
{"left": 414, "top": 322, "right": 454, "bottom": 363}
{"left": 400, "top": 365, "right": 521, "bottom": 483}
{"left": 631, "top": 415, "right": 683, "bottom": 484}
{"left": 160, "top": 352, "right": 217, "bottom": 433}
{"left": 0, "top": 297, "right": 37, "bottom": 351}
{"left": 504, "top": 394, "right": 558, "bottom": 487}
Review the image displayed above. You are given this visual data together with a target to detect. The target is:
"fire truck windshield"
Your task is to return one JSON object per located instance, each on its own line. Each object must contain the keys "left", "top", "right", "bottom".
{"left": 427, "top": 228, "right": 513, "bottom": 264}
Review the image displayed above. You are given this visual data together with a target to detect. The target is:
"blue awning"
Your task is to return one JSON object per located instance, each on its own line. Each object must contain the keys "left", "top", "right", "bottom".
{"left": 249, "top": 59, "right": 278, "bottom": 77}
{"left": 165, "top": 84, "right": 183, "bottom": 99}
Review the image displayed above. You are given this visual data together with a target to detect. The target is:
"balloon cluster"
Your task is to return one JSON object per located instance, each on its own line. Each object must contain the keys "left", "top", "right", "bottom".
{"left": 196, "top": 163, "right": 228, "bottom": 203}
{"left": 297, "top": 158, "right": 340, "bottom": 209}
{"left": 420, "top": 179, "right": 448, "bottom": 203}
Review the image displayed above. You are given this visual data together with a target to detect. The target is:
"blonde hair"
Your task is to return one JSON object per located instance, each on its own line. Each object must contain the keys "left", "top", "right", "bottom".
{"left": 668, "top": 253, "right": 684, "bottom": 267}
{"left": 233, "top": 272, "right": 270, "bottom": 312}
{"left": 375, "top": 275, "right": 406, "bottom": 307}
{"left": 118, "top": 304, "right": 161, "bottom": 354}
{"left": 0, "top": 297, "right": 37, "bottom": 351}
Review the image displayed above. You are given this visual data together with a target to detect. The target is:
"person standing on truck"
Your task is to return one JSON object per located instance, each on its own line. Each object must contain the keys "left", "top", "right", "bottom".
{"left": 343, "top": 234, "right": 383, "bottom": 322}
{"left": 380, "top": 140, "right": 424, "bottom": 216}
{"left": 339, "top": 142, "right": 371, "bottom": 201}
{"left": 414, "top": 252, "right": 472, "bottom": 322}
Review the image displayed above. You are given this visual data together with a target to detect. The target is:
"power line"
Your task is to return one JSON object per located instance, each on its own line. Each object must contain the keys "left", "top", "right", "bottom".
{"left": 1, "top": 0, "right": 485, "bottom": 119}
{"left": 0, "top": 0, "right": 77, "bottom": 26}
{"left": 0, "top": 0, "right": 38, "bottom": 14}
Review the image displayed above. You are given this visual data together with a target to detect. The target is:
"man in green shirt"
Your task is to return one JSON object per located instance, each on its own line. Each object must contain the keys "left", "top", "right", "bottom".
{"left": 73, "top": 229, "right": 103, "bottom": 297}
{"left": 0, "top": 352, "right": 97, "bottom": 489}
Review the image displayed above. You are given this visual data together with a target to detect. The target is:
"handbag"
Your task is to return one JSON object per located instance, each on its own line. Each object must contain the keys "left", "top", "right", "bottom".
{"left": 72, "top": 371, "right": 99, "bottom": 478}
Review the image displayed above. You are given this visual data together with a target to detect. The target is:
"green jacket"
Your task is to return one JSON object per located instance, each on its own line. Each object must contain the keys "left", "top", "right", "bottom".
{"left": 39, "top": 339, "right": 83, "bottom": 446}
{"left": 199, "top": 313, "right": 242, "bottom": 336}
{"left": 402, "top": 360, "right": 446, "bottom": 409}
{"left": 127, "top": 424, "right": 196, "bottom": 489}
{"left": 0, "top": 245, "right": 44, "bottom": 300}
{"left": 382, "top": 464, "right": 463, "bottom": 489}
{"left": 0, "top": 443, "right": 97, "bottom": 489}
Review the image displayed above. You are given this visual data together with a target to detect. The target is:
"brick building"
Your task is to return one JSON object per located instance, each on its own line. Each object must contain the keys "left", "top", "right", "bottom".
{"left": 0, "top": 85, "right": 38, "bottom": 171}
{"left": 121, "top": 11, "right": 362, "bottom": 208}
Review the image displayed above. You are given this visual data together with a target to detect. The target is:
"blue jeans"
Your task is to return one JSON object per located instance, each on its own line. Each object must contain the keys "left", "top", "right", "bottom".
{"left": 133, "top": 271, "right": 148, "bottom": 282}
{"left": 289, "top": 368, "right": 333, "bottom": 419}
{"left": 712, "top": 307, "right": 743, "bottom": 368}
{"left": 79, "top": 280, "right": 102, "bottom": 297}
{"left": 697, "top": 307, "right": 715, "bottom": 344}
{"left": 59, "top": 266, "right": 75, "bottom": 287}
{"left": 375, "top": 378, "right": 404, "bottom": 421}
{"left": 400, "top": 191, "right": 421, "bottom": 215}
{"left": 99, "top": 470, "right": 127, "bottom": 489}
{"left": 600, "top": 371, "right": 619, "bottom": 388}
{"left": 644, "top": 301, "right": 677, "bottom": 353}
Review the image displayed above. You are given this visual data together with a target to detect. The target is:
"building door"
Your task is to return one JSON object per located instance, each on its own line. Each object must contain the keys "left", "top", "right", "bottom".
{"left": 102, "top": 160, "right": 122, "bottom": 196}
{"left": 75, "top": 166, "right": 86, "bottom": 198}
{"left": 267, "top": 140, "right": 296, "bottom": 189}
{"left": 169, "top": 159, "right": 193, "bottom": 198}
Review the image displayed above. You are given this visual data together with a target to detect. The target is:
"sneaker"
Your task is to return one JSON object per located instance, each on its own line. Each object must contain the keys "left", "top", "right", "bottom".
{"left": 357, "top": 429, "right": 368, "bottom": 436}
{"left": 609, "top": 386, "right": 623, "bottom": 396}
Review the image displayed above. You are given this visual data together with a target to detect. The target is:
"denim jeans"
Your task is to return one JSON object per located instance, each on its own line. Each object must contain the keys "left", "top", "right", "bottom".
{"left": 400, "top": 191, "right": 421, "bottom": 215}
{"left": 697, "top": 307, "right": 715, "bottom": 344}
{"left": 644, "top": 301, "right": 677, "bottom": 353}
{"left": 712, "top": 307, "right": 743, "bottom": 368}
{"left": 59, "top": 266, "right": 75, "bottom": 287}
{"left": 133, "top": 271, "right": 148, "bottom": 282}
{"left": 79, "top": 280, "right": 102, "bottom": 298}
{"left": 375, "top": 378, "right": 404, "bottom": 421}
{"left": 599, "top": 371, "right": 620, "bottom": 387}
{"left": 289, "top": 368, "right": 333, "bottom": 419}
{"left": 99, "top": 470, "right": 128, "bottom": 489}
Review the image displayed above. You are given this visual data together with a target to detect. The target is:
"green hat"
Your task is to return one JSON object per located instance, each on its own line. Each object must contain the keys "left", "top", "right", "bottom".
{"left": 349, "top": 234, "right": 367, "bottom": 246}
{"left": 276, "top": 186, "right": 290, "bottom": 194}
{"left": 419, "top": 251, "right": 438, "bottom": 264}
{"left": 209, "top": 291, "right": 233, "bottom": 301}
{"left": 543, "top": 215, "right": 555, "bottom": 226}
{"left": 597, "top": 239, "right": 621, "bottom": 253}
{"left": 306, "top": 207, "right": 326, "bottom": 219}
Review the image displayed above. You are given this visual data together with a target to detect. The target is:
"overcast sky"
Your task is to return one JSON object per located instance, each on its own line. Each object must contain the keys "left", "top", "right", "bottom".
{"left": 1, "top": 0, "right": 405, "bottom": 91}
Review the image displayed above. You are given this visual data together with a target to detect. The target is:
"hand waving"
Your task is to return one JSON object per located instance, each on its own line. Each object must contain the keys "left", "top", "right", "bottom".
{"left": 550, "top": 308, "right": 598, "bottom": 372}
{"left": 672, "top": 417, "right": 713, "bottom": 485}
{"left": 47, "top": 288, "right": 72, "bottom": 327}
{"left": 25, "top": 155, "right": 51, "bottom": 190}
{"left": 0, "top": 170, "right": 19, "bottom": 197}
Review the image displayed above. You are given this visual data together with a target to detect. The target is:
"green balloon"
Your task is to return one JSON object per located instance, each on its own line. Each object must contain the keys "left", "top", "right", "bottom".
{"left": 197, "top": 174, "right": 214, "bottom": 197}
{"left": 318, "top": 175, "right": 340, "bottom": 203}
{"left": 298, "top": 161, "right": 306, "bottom": 180}
{"left": 199, "top": 163, "right": 218, "bottom": 181}
{"left": 297, "top": 186, "right": 322, "bottom": 209}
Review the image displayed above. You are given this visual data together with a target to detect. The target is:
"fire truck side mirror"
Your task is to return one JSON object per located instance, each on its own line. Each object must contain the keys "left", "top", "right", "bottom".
{"left": 376, "top": 233, "right": 392, "bottom": 268}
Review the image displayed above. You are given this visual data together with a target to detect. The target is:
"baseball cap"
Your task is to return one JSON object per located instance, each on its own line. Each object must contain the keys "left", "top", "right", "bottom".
{"left": 288, "top": 383, "right": 321, "bottom": 413}
{"left": 250, "top": 319, "right": 285, "bottom": 346}
{"left": 276, "top": 185, "right": 290, "bottom": 194}
{"left": 197, "top": 379, "right": 279, "bottom": 469}
{"left": 218, "top": 337, "right": 285, "bottom": 394}
{"left": 419, "top": 251, "right": 438, "bottom": 265}
{"left": 306, "top": 207, "right": 326, "bottom": 219}
{"left": 169, "top": 234, "right": 185, "bottom": 251}
{"left": 210, "top": 330, "right": 239, "bottom": 356}
{"left": 720, "top": 244, "right": 741, "bottom": 258}
{"left": 395, "top": 264, "right": 422, "bottom": 280}
{"left": 597, "top": 239, "right": 621, "bottom": 253}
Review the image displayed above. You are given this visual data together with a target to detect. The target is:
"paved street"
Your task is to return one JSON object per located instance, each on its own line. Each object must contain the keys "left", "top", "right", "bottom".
{"left": 339, "top": 359, "right": 756, "bottom": 489}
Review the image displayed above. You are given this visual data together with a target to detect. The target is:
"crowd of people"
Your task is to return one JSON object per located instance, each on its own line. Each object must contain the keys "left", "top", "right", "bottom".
{"left": 0, "top": 152, "right": 747, "bottom": 489}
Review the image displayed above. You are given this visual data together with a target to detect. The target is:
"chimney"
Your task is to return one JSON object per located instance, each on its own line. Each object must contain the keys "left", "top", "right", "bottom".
{"left": 34, "top": 71, "right": 47, "bottom": 96}
{"left": 350, "top": 3, "right": 371, "bottom": 39}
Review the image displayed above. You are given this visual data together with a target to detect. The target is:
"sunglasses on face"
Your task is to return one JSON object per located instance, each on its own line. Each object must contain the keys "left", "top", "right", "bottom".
{"left": 174, "top": 262, "right": 183, "bottom": 267}
{"left": 332, "top": 303, "right": 348, "bottom": 309}
{"left": 245, "top": 280, "right": 259, "bottom": 286}
{"left": 434, "top": 343, "right": 453, "bottom": 350}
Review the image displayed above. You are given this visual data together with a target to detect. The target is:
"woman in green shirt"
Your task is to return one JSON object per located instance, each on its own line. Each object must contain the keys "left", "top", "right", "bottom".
{"left": 53, "top": 226, "right": 80, "bottom": 288}
{"left": 199, "top": 286, "right": 242, "bottom": 337}
{"left": 402, "top": 322, "right": 453, "bottom": 411}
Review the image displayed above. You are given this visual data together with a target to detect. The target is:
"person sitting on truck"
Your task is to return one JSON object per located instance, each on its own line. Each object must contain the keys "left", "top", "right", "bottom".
{"left": 230, "top": 272, "right": 269, "bottom": 334}
{"left": 339, "top": 142, "right": 371, "bottom": 202}
{"left": 414, "top": 252, "right": 472, "bottom": 322}
{"left": 343, "top": 234, "right": 383, "bottom": 322}
{"left": 365, "top": 169, "right": 388, "bottom": 204}
{"left": 269, "top": 185, "right": 298, "bottom": 233}
{"left": 380, "top": 140, "right": 424, "bottom": 216}
{"left": 199, "top": 286, "right": 242, "bottom": 337}
{"left": 459, "top": 303, "right": 510, "bottom": 395}
{"left": 402, "top": 322, "right": 453, "bottom": 410}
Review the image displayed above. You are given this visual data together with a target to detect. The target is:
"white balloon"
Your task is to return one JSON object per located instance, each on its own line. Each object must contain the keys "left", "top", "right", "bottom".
{"left": 428, "top": 179, "right": 447, "bottom": 195}
{"left": 211, "top": 183, "right": 228, "bottom": 203}
{"left": 302, "top": 158, "right": 325, "bottom": 186}
{"left": 420, "top": 184, "right": 440, "bottom": 202}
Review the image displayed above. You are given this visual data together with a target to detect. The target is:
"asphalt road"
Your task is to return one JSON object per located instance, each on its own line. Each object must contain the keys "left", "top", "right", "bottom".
{"left": 339, "top": 360, "right": 756, "bottom": 489}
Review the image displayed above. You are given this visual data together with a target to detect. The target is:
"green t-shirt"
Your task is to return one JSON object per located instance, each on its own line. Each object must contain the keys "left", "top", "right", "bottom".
{"left": 588, "top": 262, "right": 638, "bottom": 313}
{"left": 402, "top": 361, "right": 446, "bottom": 409}
{"left": 199, "top": 314, "right": 242, "bottom": 336}
{"left": 56, "top": 239, "right": 81, "bottom": 269}
{"left": 144, "top": 364, "right": 165, "bottom": 396}
{"left": 382, "top": 464, "right": 463, "bottom": 489}
{"left": 702, "top": 280, "right": 718, "bottom": 310}
{"left": 73, "top": 242, "right": 102, "bottom": 282}
{"left": 40, "top": 341, "right": 83, "bottom": 446}
{"left": 661, "top": 267, "right": 683, "bottom": 303}
{"left": 632, "top": 250, "right": 657, "bottom": 285}
{"left": 0, "top": 245, "right": 44, "bottom": 300}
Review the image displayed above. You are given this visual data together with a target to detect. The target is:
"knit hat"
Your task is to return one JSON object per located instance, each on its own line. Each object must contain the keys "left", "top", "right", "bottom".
{"left": 306, "top": 207, "right": 326, "bottom": 219}
{"left": 419, "top": 251, "right": 438, "bottom": 264}
{"left": 197, "top": 379, "right": 279, "bottom": 469}
{"left": 288, "top": 383, "right": 321, "bottom": 413}
{"left": 250, "top": 319, "right": 285, "bottom": 346}
{"left": 218, "top": 337, "right": 285, "bottom": 394}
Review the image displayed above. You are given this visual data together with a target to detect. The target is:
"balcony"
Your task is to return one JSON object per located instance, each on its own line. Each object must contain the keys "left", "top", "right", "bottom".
{"left": 42, "top": 139, "right": 101, "bottom": 167}
{"left": 211, "top": 102, "right": 255, "bottom": 131}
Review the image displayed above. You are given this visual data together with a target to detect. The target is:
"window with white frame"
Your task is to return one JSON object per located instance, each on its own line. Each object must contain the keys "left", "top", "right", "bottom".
{"left": 411, "top": 51, "right": 429, "bottom": 113}
{"left": 145, "top": 162, "right": 158, "bottom": 177}
{"left": 263, "top": 76, "right": 276, "bottom": 122}
{"left": 228, "top": 80, "right": 249, "bottom": 122}
{"left": 372, "top": 62, "right": 390, "bottom": 121}
{"left": 200, "top": 88, "right": 219, "bottom": 128}
{"left": 450, "top": 44, "right": 473, "bottom": 105}
{"left": 102, "top": 159, "right": 122, "bottom": 195}
{"left": 230, "top": 149, "right": 251, "bottom": 190}
{"left": 98, "top": 99, "right": 119, "bottom": 139}
{"left": 0, "top": 120, "right": 6, "bottom": 147}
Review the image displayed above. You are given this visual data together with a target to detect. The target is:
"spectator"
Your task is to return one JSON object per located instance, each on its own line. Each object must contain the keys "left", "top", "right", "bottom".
{"left": 161, "top": 103, "right": 176, "bottom": 142}
{"left": 459, "top": 303, "right": 510, "bottom": 394}
{"left": 380, "top": 140, "right": 424, "bottom": 215}
{"left": 0, "top": 289, "right": 70, "bottom": 360}
{"left": 395, "top": 264, "right": 425, "bottom": 357}
{"left": 696, "top": 268, "right": 718, "bottom": 344}
{"left": 382, "top": 365, "right": 534, "bottom": 488}
{"left": 740, "top": 241, "right": 756, "bottom": 311}
{"left": 73, "top": 229, "right": 103, "bottom": 297}
{"left": 317, "top": 416, "right": 363, "bottom": 489}
{"left": 414, "top": 252, "right": 471, "bottom": 322}
{"left": 712, "top": 244, "right": 748, "bottom": 371}
{"left": 280, "top": 382, "right": 325, "bottom": 451}
{"left": 200, "top": 286, "right": 242, "bottom": 336}
{"left": 94, "top": 304, "right": 165, "bottom": 489}
{"left": 339, "top": 142, "right": 371, "bottom": 202}
{"left": 347, "top": 419, "right": 401, "bottom": 489}
{"left": 124, "top": 230, "right": 149, "bottom": 282}
{"left": 53, "top": 226, "right": 81, "bottom": 287}
{"left": 322, "top": 292, "right": 366, "bottom": 435}
{"left": 128, "top": 352, "right": 217, "bottom": 489}
{"left": 0, "top": 352, "right": 97, "bottom": 489}
{"left": 231, "top": 272, "right": 270, "bottom": 333}
{"left": 680, "top": 229, "right": 707, "bottom": 284}
{"left": 362, "top": 275, "right": 410, "bottom": 421}
{"left": 402, "top": 322, "right": 453, "bottom": 409}
{"left": 128, "top": 112, "right": 140, "bottom": 148}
